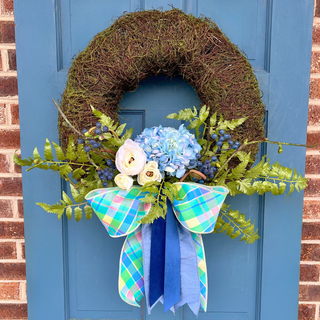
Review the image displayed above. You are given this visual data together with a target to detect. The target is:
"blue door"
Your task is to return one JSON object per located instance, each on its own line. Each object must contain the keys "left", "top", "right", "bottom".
{"left": 14, "top": 1, "right": 313, "bottom": 319}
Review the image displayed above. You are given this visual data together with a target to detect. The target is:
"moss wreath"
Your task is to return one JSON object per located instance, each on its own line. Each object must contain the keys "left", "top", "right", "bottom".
{"left": 59, "top": 9, "right": 265, "bottom": 165}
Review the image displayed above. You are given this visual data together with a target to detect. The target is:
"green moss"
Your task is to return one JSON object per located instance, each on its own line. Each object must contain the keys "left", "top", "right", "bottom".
{"left": 59, "top": 9, "right": 265, "bottom": 165}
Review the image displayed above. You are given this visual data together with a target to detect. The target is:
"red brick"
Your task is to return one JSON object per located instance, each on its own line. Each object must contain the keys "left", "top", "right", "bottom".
{"left": 0, "top": 77, "right": 18, "bottom": 96}
{"left": 21, "top": 242, "right": 25, "bottom": 259}
{"left": 307, "top": 133, "right": 320, "bottom": 150}
{"left": 0, "top": 222, "right": 24, "bottom": 239}
{"left": 313, "top": 24, "right": 320, "bottom": 45}
{"left": 0, "top": 50, "right": 2, "bottom": 71}
{"left": 0, "top": 178, "right": 22, "bottom": 196}
{"left": 0, "top": 283, "right": 19, "bottom": 300}
{"left": 0, "top": 21, "right": 15, "bottom": 43}
{"left": 1, "top": 0, "right": 14, "bottom": 15}
{"left": 310, "top": 79, "right": 320, "bottom": 100}
{"left": 304, "top": 201, "right": 320, "bottom": 219}
{"left": 0, "top": 263, "right": 26, "bottom": 280}
{"left": 0, "top": 153, "right": 9, "bottom": 172}
{"left": 308, "top": 105, "right": 320, "bottom": 126}
{"left": 11, "top": 103, "right": 19, "bottom": 124}
{"left": 0, "top": 130, "right": 20, "bottom": 148}
{"left": 299, "top": 285, "right": 320, "bottom": 301}
{"left": 298, "top": 304, "right": 316, "bottom": 320}
{"left": 300, "top": 264, "right": 320, "bottom": 281}
{"left": 311, "top": 52, "right": 320, "bottom": 73}
{"left": 301, "top": 243, "right": 320, "bottom": 261}
{"left": 0, "top": 103, "right": 6, "bottom": 124}
{"left": 306, "top": 155, "right": 320, "bottom": 174}
{"left": 17, "top": 199, "right": 23, "bottom": 219}
{"left": 8, "top": 49, "right": 16, "bottom": 70}
{"left": 302, "top": 222, "right": 320, "bottom": 240}
{"left": 0, "top": 303, "right": 27, "bottom": 319}
{"left": 0, "top": 242, "right": 16, "bottom": 259}
{"left": 0, "top": 199, "right": 12, "bottom": 218}
{"left": 305, "top": 179, "right": 320, "bottom": 197}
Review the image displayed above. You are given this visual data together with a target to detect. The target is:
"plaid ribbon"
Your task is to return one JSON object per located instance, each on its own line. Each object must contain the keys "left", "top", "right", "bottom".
{"left": 85, "top": 183, "right": 228, "bottom": 312}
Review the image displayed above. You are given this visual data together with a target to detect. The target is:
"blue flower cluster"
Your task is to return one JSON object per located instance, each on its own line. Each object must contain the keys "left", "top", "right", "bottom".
{"left": 135, "top": 125, "right": 201, "bottom": 178}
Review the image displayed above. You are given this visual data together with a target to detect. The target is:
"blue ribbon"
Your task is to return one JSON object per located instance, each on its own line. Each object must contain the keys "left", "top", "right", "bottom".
{"left": 149, "top": 199, "right": 181, "bottom": 311}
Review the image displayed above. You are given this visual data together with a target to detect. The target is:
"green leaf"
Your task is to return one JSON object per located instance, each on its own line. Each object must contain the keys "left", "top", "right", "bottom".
{"left": 287, "top": 183, "right": 295, "bottom": 196}
{"left": 52, "top": 142, "right": 66, "bottom": 160}
{"left": 72, "top": 168, "right": 86, "bottom": 180}
{"left": 91, "top": 106, "right": 118, "bottom": 130}
{"left": 74, "top": 207, "right": 82, "bottom": 222}
{"left": 44, "top": 139, "right": 54, "bottom": 160}
{"left": 33, "top": 147, "right": 41, "bottom": 160}
{"left": 13, "top": 152, "right": 33, "bottom": 166}
{"left": 62, "top": 191, "right": 73, "bottom": 205}
{"left": 70, "top": 184, "right": 85, "bottom": 202}
{"left": 209, "top": 112, "right": 217, "bottom": 127}
{"left": 66, "top": 135, "right": 77, "bottom": 160}
{"left": 84, "top": 205, "right": 93, "bottom": 219}
{"left": 199, "top": 105, "right": 209, "bottom": 123}
{"left": 237, "top": 178, "right": 255, "bottom": 195}
{"left": 217, "top": 117, "right": 248, "bottom": 131}
{"left": 139, "top": 204, "right": 164, "bottom": 224}
{"left": 59, "top": 164, "right": 72, "bottom": 177}
{"left": 36, "top": 202, "right": 66, "bottom": 220}
{"left": 116, "top": 123, "right": 126, "bottom": 136}
{"left": 77, "top": 144, "right": 89, "bottom": 162}
{"left": 166, "top": 107, "right": 197, "bottom": 121}
{"left": 140, "top": 195, "right": 156, "bottom": 203}
{"left": 49, "top": 164, "right": 59, "bottom": 172}
{"left": 65, "top": 206, "right": 72, "bottom": 220}
{"left": 122, "top": 128, "right": 133, "bottom": 140}
{"left": 187, "top": 119, "right": 200, "bottom": 130}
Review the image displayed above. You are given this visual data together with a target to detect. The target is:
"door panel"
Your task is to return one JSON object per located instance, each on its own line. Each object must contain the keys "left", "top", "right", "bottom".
{"left": 14, "top": 0, "right": 313, "bottom": 319}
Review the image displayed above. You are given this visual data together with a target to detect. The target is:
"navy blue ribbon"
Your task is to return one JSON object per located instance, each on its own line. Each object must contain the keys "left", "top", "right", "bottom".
{"left": 149, "top": 199, "right": 181, "bottom": 311}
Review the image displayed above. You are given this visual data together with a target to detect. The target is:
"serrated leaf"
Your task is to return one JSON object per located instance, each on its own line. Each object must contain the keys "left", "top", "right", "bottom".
{"left": 36, "top": 202, "right": 66, "bottom": 219}
{"left": 115, "top": 123, "right": 126, "bottom": 136}
{"left": 199, "top": 105, "right": 209, "bottom": 123}
{"left": 122, "top": 128, "right": 133, "bottom": 140}
{"left": 33, "top": 147, "right": 41, "bottom": 160}
{"left": 74, "top": 207, "right": 82, "bottom": 222}
{"left": 140, "top": 195, "right": 156, "bottom": 203}
{"left": 70, "top": 184, "right": 85, "bottom": 202}
{"left": 13, "top": 152, "right": 33, "bottom": 166}
{"left": 84, "top": 205, "right": 93, "bottom": 219}
{"left": 91, "top": 105, "right": 118, "bottom": 130}
{"left": 52, "top": 141, "right": 66, "bottom": 160}
{"left": 287, "top": 183, "right": 295, "bottom": 196}
{"left": 108, "top": 137, "right": 125, "bottom": 147}
{"left": 49, "top": 164, "right": 59, "bottom": 172}
{"left": 62, "top": 191, "right": 73, "bottom": 205}
{"left": 230, "top": 230, "right": 241, "bottom": 239}
{"left": 210, "top": 112, "right": 217, "bottom": 127}
{"left": 66, "top": 135, "right": 77, "bottom": 160}
{"left": 166, "top": 108, "right": 196, "bottom": 121}
{"left": 278, "top": 182, "right": 286, "bottom": 195}
{"left": 66, "top": 206, "right": 72, "bottom": 220}
{"left": 140, "top": 204, "right": 164, "bottom": 224}
{"left": 217, "top": 117, "right": 248, "bottom": 131}
{"left": 44, "top": 139, "right": 54, "bottom": 160}
{"left": 59, "top": 164, "right": 72, "bottom": 177}
{"left": 77, "top": 144, "right": 89, "bottom": 162}
{"left": 72, "top": 168, "right": 86, "bottom": 180}
{"left": 187, "top": 119, "right": 200, "bottom": 130}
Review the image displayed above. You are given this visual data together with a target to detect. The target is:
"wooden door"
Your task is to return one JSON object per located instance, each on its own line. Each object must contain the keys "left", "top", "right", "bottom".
{"left": 14, "top": 0, "right": 314, "bottom": 319}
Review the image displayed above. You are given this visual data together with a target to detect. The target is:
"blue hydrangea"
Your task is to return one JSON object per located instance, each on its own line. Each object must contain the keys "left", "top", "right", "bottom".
{"left": 134, "top": 124, "right": 201, "bottom": 178}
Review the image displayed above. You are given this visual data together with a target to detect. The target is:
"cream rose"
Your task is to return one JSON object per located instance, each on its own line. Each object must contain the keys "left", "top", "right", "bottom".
{"left": 115, "top": 139, "right": 146, "bottom": 176}
{"left": 138, "top": 161, "right": 162, "bottom": 186}
{"left": 114, "top": 174, "right": 134, "bottom": 191}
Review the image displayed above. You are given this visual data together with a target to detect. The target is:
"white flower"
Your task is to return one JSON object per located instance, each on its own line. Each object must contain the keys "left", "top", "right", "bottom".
{"left": 138, "top": 161, "right": 162, "bottom": 186}
{"left": 114, "top": 174, "right": 134, "bottom": 191}
{"left": 115, "top": 139, "right": 146, "bottom": 176}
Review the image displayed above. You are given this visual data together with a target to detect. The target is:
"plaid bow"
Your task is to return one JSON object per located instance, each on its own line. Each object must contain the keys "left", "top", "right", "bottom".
{"left": 85, "top": 183, "right": 228, "bottom": 314}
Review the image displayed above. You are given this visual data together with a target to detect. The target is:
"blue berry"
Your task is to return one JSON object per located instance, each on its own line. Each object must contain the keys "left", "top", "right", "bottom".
{"left": 211, "top": 156, "right": 217, "bottom": 162}
{"left": 107, "top": 175, "right": 113, "bottom": 181}
{"left": 212, "top": 167, "right": 217, "bottom": 172}
{"left": 234, "top": 141, "right": 240, "bottom": 146}
{"left": 84, "top": 146, "right": 91, "bottom": 152}
{"left": 192, "top": 177, "right": 198, "bottom": 182}
{"left": 205, "top": 159, "right": 210, "bottom": 165}
{"left": 209, "top": 173, "right": 214, "bottom": 179}
{"left": 81, "top": 129, "right": 88, "bottom": 134}
{"left": 106, "top": 159, "right": 113, "bottom": 166}
{"left": 92, "top": 143, "right": 99, "bottom": 148}
{"left": 203, "top": 169, "right": 209, "bottom": 175}
{"left": 196, "top": 153, "right": 201, "bottom": 159}
{"left": 102, "top": 126, "right": 109, "bottom": 132}
{"left": 89, "top": 139, "right": 95, "bottom": 145}
{"left": 219, "top": 136, "right": 225, "bottom": 141}
{"left": 189, "top": 160, "right": 196, "bottom": 166}
{"left": 197, "top": 161, "right": 203, "bottom": 167}
{"left": 219, "top": 129, "right": 225, "bottom": 135}
{"left": 232, "top": 144, "right": 239, "bottom": 150}
{"left": 102, "top": 182, "right": 108, "bottom": 187}
{"left": 216, "top": 141, "right": 223, "bottom": 147}
{"left": 77, "top": 138, "right": 84, "bottom": 144}
{"left": 224, "top": 134, "right": 231, "bottom": 140}
{"left": 96, "top": 122, "right": 102, "bottom": 128}
{"left": 228, "top": 140, "right": 234, "bottom": 145}
{"left": 199, "top": 179, "right": 205, "bottom": 184}
{"left": 211, "top": 133, "right": 218, "bottom": 140}
{"left": 95, "top": 128, "right": 102, "bottom": 135}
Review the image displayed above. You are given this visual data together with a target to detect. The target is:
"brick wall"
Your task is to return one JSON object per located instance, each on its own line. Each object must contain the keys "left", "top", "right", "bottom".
{"left": 298, "top": 3, "right": 320, "bottom": 320}
{"left": 0, "top": 0, "right": 27, "bottom": 319}
{"left": 0, "top": 1, "right": 318, "bottom": 320}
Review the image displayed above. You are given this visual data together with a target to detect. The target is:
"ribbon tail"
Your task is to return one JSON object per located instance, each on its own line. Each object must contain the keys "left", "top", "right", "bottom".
{"left": 118, "top": 226, "right": 144, "bottom": 307}
{"left": 164, "top": 200, "right": 181, "bottom": 313}
{"left": 191, "top": 233, "right": 208, "bottom": 312}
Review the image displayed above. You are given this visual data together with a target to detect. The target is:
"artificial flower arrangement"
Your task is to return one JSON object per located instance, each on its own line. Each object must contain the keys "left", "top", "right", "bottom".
{"left": 14, "top": 105, "right": 308, "bottom": 315}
